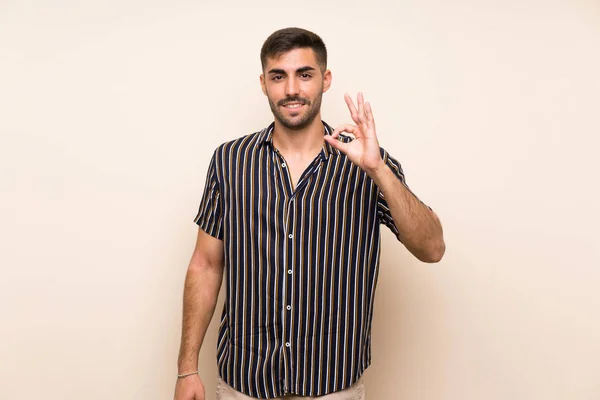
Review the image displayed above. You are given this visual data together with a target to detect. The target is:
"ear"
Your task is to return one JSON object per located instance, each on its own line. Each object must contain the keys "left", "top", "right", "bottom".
{"left": 260, "top": 74, "right": 267, "bottom": 96}
{"left": 322, "top": 69, "right": 332, "bottom": 93}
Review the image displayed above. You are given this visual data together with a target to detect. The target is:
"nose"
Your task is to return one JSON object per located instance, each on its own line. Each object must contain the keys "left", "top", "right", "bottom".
{"left": 285, "top": 77, "right": 300, "bottom": 97}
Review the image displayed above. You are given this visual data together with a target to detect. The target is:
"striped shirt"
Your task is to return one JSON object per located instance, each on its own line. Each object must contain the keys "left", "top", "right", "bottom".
{"left": 194, "top": 121, "right": 424, "bottom": 398}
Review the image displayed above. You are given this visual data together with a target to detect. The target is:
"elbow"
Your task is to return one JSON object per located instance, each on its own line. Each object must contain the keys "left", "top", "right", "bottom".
{"left": 188, "top": 249, "right": 224, "bottom": 274}
{"left": 187, "top": 259, "right": 223, "bottom": 276}
{"left": 409, "top": 237, "right": 445, "bottom": 263}
{"left": 423, "top": 239, "right": 445, "bottom": 263}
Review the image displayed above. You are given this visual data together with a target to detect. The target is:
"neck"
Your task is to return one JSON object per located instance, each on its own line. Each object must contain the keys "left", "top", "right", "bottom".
{"left": 271, "top": 116, "right": 325, "bottom": 156}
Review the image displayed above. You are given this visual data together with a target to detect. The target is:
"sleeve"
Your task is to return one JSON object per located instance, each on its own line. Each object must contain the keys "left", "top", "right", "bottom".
{"left": 376, "top": 147, "right": 432, "bottom": 237}
{"left": 193, "top": 151, "right": 223, "bottom": 240}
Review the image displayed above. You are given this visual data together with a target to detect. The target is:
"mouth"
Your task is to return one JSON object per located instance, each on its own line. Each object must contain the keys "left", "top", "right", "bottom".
{"left": 282, "top": 103, "right": 305, "bottom": 110}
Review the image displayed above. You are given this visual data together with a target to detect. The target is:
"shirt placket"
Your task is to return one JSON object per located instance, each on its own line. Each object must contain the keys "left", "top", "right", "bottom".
{"left": 272, "top": 150, "right": 294, "bottom": 394}
{"left": 282, "top": 192, "right": 295, "bottom": 395}
{"left": 273, "top": 148, "right": 324, "bottom": 396}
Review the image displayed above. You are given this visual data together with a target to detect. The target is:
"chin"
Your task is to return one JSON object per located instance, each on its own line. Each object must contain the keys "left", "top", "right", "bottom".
{"left": 280, "top": 112, "right": 320, "bottom": 131}
{"left": 280, "top": 117, "right": 313, "bottom": 130}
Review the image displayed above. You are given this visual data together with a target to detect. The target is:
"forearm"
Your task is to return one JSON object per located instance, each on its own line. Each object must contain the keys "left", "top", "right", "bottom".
{"left": 372, "top": 164, "right": 445, "bottom": 262}
{"left": 177, "top": 264, "right": 223, "bottom": 373}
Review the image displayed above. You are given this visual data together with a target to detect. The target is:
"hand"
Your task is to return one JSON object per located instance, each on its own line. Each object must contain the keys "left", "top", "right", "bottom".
{"left": 174, "top": 374, "right": 205, "bottom": 400}
{"left": 324, "top": 92, "right": 384, "bottom": 176}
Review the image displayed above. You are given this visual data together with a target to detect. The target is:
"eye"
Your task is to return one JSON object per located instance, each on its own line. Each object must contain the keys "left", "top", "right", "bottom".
{"left": 272, "top": 75, "right": 283, "bottom": 81}
{"left": 300, "top": 73, "right": 312, "bottom": 79}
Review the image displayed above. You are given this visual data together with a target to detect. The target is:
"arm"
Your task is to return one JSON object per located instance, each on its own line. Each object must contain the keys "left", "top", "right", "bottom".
{"left": 372, "top": 164, "right": 445, "bottom": 263}
{"left": 174, "top": 227, "right": 224, "bottom": 400}
{"left": 178, "top": 227, "right": 224, "bottom": 372}
{"left": 325, "top": 92, "right": 445, "bottom": 263}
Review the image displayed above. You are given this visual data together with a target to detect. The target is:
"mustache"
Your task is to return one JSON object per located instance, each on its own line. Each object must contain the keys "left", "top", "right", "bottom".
{"left": 278, "top": 97, "right": 310, "bottom": 107}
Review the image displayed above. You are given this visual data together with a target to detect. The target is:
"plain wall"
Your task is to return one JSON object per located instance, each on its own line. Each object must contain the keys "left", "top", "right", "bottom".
{"left": 1, "top": 1, "right": 599, "bottom": 399}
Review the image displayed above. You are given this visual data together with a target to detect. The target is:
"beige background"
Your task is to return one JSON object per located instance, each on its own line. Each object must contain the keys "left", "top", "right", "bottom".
{"left": 1, "top": 1, "right": 599, "bottom": 399}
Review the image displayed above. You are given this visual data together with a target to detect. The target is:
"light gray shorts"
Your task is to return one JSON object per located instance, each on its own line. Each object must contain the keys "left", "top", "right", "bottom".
{"left": 216, "top": 376, "right": 365, "bottom": 400}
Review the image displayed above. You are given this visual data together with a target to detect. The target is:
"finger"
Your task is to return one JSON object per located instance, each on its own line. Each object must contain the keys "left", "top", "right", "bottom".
{"left": 324, "top": 134, "right": 352, "bottom": 154}
{"left": 357, "top": 92, "right": 366, "bottom": 124}
{"left": 331, "top": 124, "right": 358, "bottom": 139}
{"left": 365, "top": 101, "right": 376, "bottom": 132}
{"left": 344, "top": 93, "right": 360, "bottom": 124}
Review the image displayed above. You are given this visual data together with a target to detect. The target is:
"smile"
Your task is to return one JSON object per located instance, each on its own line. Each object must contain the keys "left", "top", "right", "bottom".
{"left": 283, "top": 103, "right": 305, "bottom": 109}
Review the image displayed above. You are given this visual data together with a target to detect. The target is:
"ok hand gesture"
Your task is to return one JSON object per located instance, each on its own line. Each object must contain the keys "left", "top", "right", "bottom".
{"left": 324, "top": 92, "right": 384, "bottom": 176}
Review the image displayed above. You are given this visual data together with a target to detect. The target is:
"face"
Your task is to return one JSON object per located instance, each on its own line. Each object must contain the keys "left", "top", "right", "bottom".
{"left": 260, "top": 48, "right": 332, "bottom": 131}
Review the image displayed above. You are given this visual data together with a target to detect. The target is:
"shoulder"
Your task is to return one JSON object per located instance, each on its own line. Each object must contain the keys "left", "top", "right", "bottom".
{"left": 379, "top": 146, "right": 402, "bottom": 167}
{"left": 211, "top": 126, "right": 271, "bottom": 163}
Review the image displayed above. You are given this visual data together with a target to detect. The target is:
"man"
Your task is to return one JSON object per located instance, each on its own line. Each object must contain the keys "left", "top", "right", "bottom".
{"left": 174, "top": 27, "right": 445, "bottom": 400}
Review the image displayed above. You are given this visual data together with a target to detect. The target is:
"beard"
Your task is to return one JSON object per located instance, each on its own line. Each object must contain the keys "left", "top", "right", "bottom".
{"left": 267, "top": 89, "right": 323, "bottom": 131}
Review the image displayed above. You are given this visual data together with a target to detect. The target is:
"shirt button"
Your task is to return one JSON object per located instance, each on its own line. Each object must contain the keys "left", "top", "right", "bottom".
{"left": 287, "top": 269, "right": 292, "bottom": 274}
{"left": 281, "top": 163, "right": 287, "bottom": 168}
{"left": 288, "top": 234, "right": 293, "bottom": 239}
{"left": 285, "top": 342, "right": 291, "bottom": 347}
{"left": 286, "top": 305, "right": 291, "bottom": 310}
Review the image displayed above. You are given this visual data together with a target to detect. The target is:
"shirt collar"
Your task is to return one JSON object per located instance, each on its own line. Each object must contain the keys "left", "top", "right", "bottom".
{"left": 258, "top": 120, "right": 340, "bottom": 160}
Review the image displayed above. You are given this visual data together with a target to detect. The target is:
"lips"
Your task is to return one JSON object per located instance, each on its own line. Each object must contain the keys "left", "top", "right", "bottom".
{"left": 282, "top": 103, "right": 305, "bottom": 109}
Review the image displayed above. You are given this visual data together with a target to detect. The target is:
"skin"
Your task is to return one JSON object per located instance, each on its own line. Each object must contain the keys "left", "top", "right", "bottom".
{"left": 174, "top": 229, "right": 223, "bottom": 400}
{"left": 259, "top": 48, "right": 333, "bottom": 189}
{"left": 326, "top": 93, "right": 446, "bottom": 262}
{"left": 174, "top": 46, "right": 445, "bottom": 400}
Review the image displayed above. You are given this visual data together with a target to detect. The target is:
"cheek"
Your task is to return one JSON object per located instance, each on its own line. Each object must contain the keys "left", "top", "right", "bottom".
{"left": 266, "top": 91, "right": 282, "bottom": 106}
{"left": 266, "top": 84, "right": 283, "bottom": 98}
{"left": 306, "top": 82, "right": 323, "bottom": 95}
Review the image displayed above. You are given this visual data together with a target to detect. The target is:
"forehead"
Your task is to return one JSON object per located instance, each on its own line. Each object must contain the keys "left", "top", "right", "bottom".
{"left": 264, "top": 48, "right": 319, "bottom": 72}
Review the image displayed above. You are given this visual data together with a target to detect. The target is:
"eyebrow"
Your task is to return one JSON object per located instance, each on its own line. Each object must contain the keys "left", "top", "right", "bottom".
{"left": 267, "top": 66, "right": 317, "bottom": 75}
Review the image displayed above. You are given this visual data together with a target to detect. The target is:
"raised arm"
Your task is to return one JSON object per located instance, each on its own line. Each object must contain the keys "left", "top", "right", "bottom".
{"left": 325, "top": 92, "right": 445, "bottom": 263}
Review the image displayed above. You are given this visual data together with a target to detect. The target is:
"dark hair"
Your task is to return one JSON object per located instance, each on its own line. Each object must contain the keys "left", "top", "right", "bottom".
{"left": 260, "top": 27, "right": 327, "bottom": 71}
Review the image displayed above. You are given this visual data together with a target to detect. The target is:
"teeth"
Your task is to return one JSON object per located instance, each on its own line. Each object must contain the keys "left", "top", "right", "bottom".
{"left": 285, "top": 104, "right": 303, "bottom": 108}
